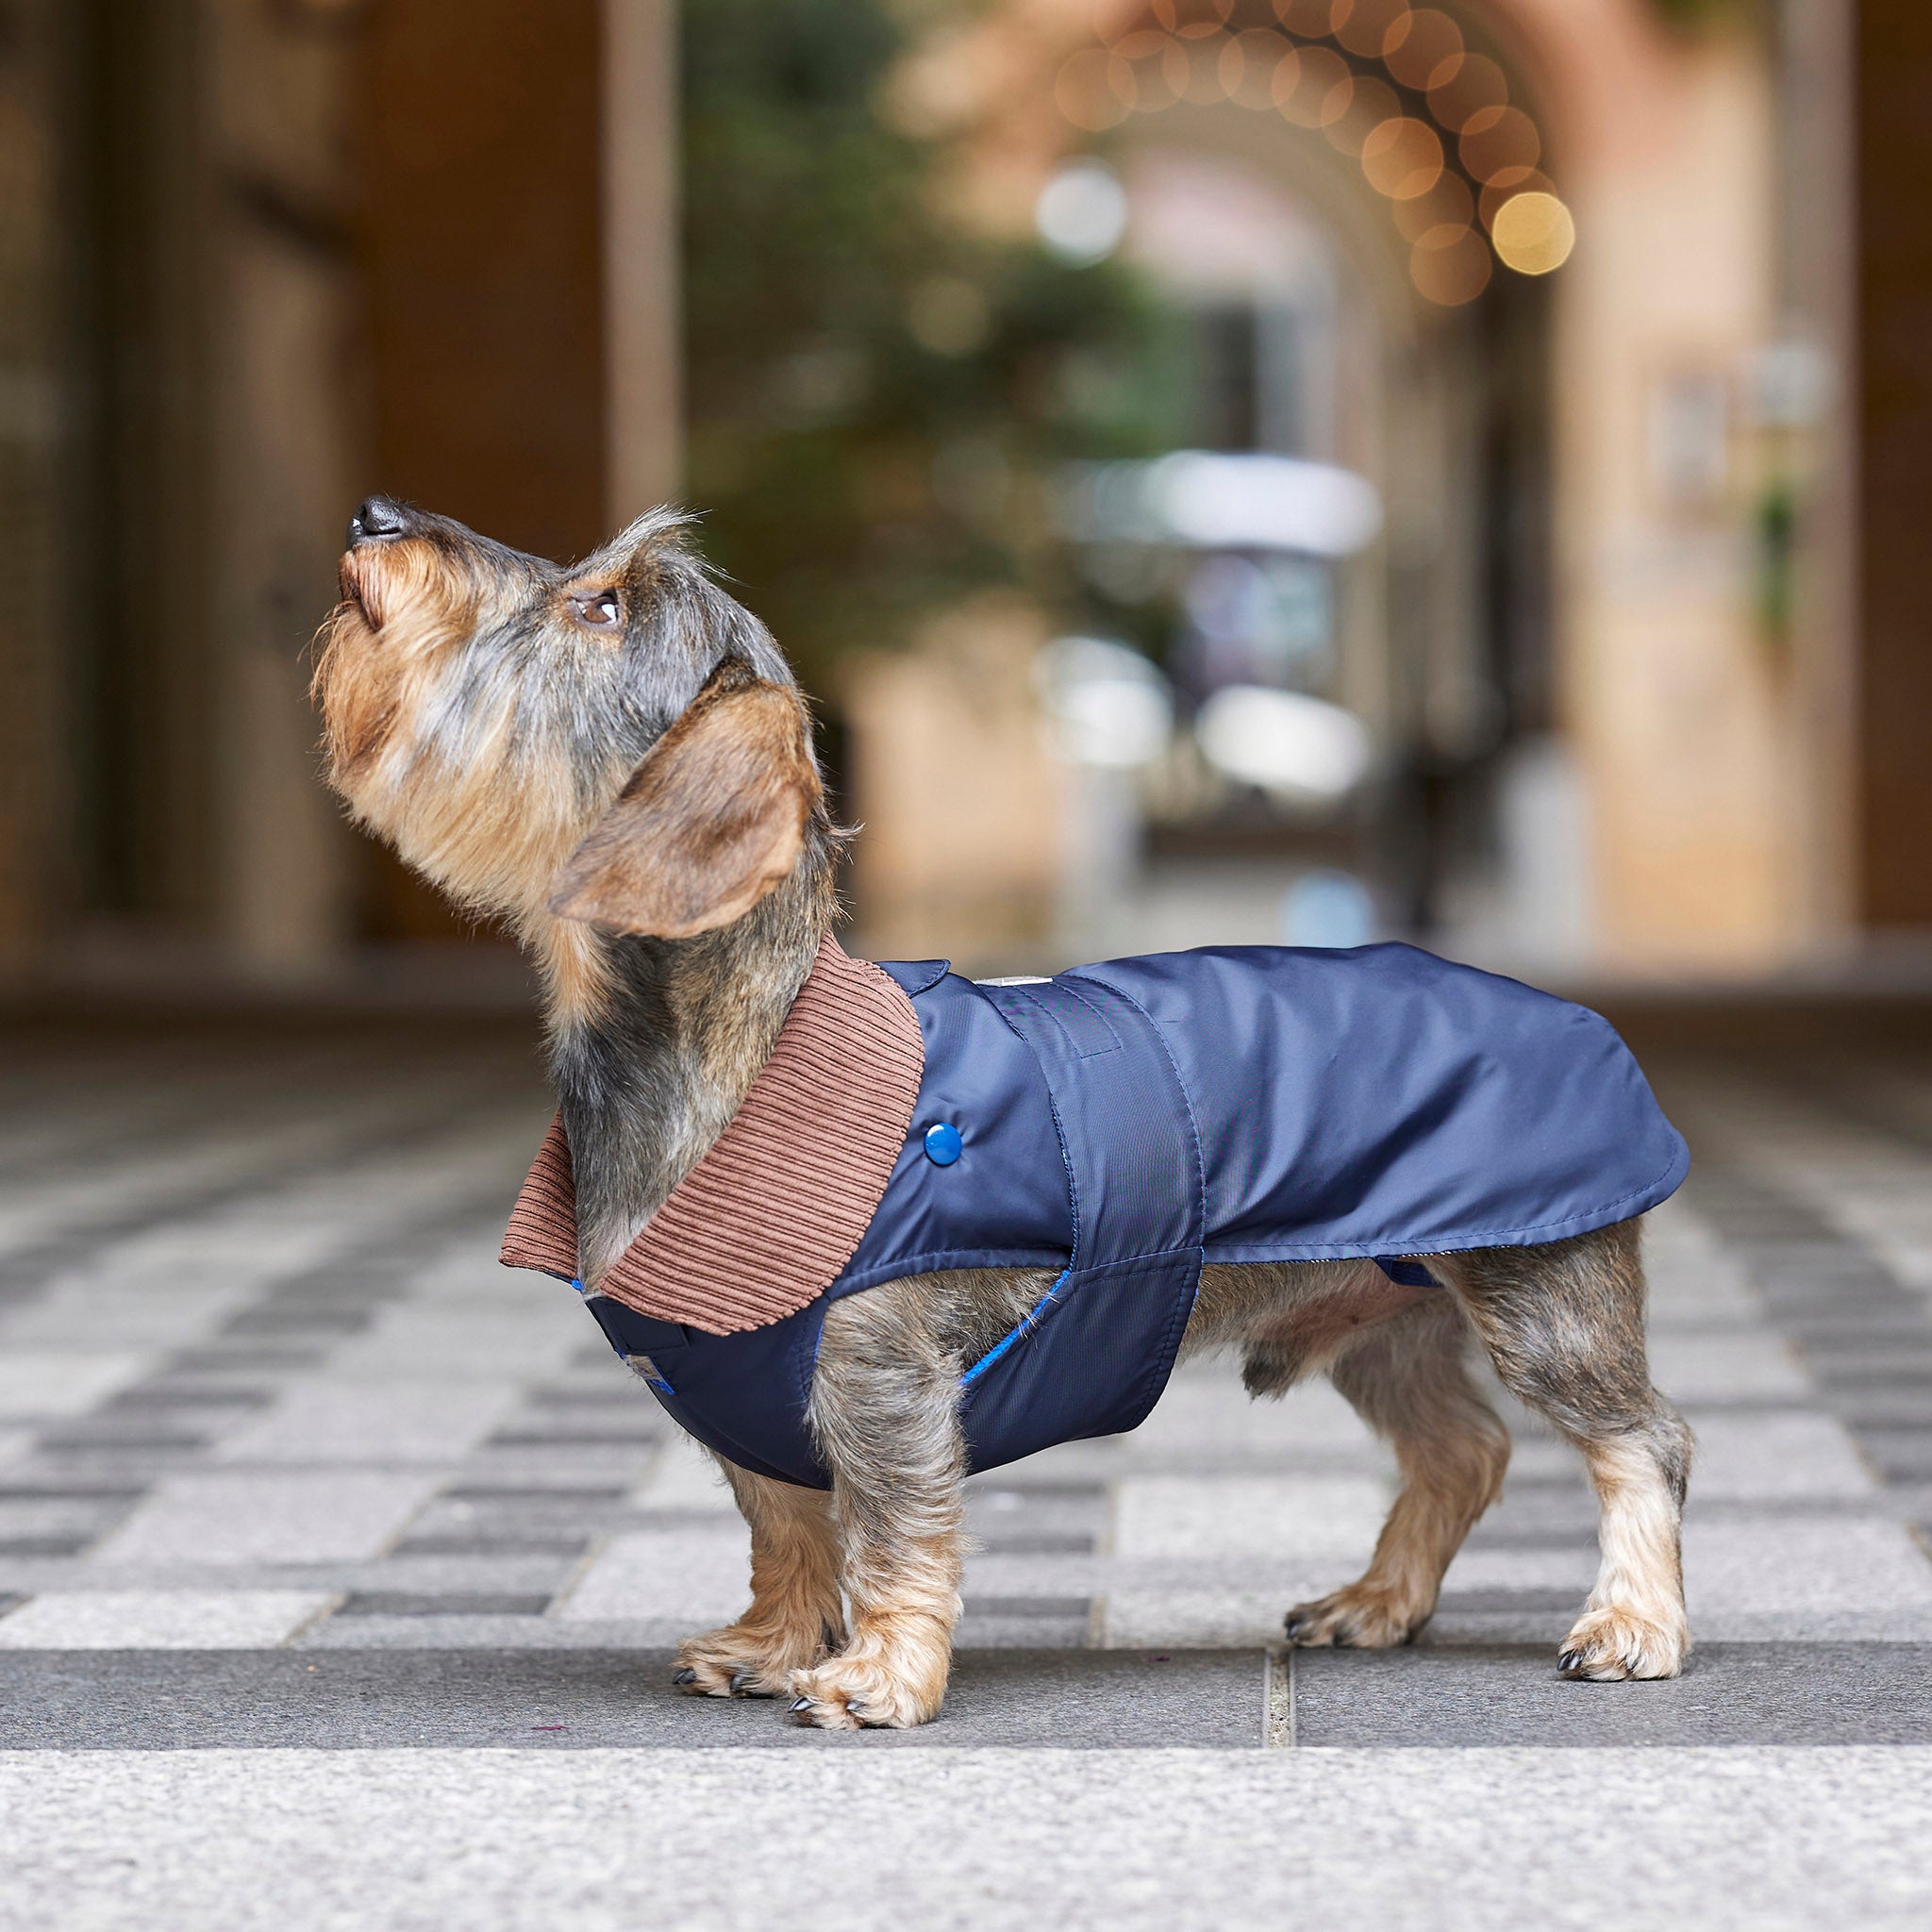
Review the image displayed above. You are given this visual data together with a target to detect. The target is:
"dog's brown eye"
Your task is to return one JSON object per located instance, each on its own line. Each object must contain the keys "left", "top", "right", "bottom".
{"left": 575, "top": 591, "right": 623, "bottom": 629}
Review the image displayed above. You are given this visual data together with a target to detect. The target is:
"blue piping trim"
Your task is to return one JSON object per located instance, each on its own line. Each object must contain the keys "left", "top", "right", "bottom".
{"left": 958, "top": 1270, "right": 1070, "bottom": 1389}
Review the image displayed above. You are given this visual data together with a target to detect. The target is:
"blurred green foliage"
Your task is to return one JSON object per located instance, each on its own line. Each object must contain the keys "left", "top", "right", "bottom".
{"left": 680, "top": 0, "right": 1184, "bottom": 687}
{"left": 1645, "top": 0, "right": 1764, "bottom": 31}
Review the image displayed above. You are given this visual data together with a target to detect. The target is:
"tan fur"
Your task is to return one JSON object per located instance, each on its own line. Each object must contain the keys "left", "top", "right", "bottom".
{"left": 1561, "top": 1430, "right": 1690, "bottom": 1678}
{"left": 314, "top": 538, "right": 636, "bottom": 941}
{"left": 1178, "top": 1257, "right": 1435, "bottom": 1391}
{"left": 532, "top": 919, "right": 613, "bottom": 1031}
{"left": 777, "top": 1241, "right": 1685, "bottom": 1726}
{"left": 316, "top": 541, "right": 484, "bottom": 778}
{"left": 1435, "top": 1229, "right": 1692, "bottom": 1680}
{"left": 315, "top": 500, "right": 1692, "bottom": 1730}
{"left": 788, "top": 1600, "right": 958, "bottom": 1731}
{"left": 1285, "top": 1296, "right": 1511, "bottom": 1646}
{"left": 548, "top": 659, "right": 821, "bottom": 939}
{"left": 674, "top": 1466, "right": 846, "bottom": 1697}
{"left": 793, "top": 1278, "right": 971, "bottom": 1727}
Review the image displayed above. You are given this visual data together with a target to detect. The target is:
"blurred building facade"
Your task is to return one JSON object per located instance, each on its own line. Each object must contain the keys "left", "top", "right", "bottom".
{"left": 0, "top": 0, "right": 675, "bottom": 988}
{"left": 856, "top": 0, "right": 1875, "bottom": 975}
{"left": 0, "top": 0, "right": 1926, "bottom": 993}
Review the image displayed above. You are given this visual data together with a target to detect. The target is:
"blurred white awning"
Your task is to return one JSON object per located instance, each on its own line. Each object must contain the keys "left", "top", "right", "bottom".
{"left": 1058, "top": 451, "right": 1383, "bottom": 558}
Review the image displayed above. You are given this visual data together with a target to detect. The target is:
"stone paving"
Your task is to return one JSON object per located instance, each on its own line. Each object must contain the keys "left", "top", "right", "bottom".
{"left": 3, "top": 1008, "right": 1932, "bottom": 1927}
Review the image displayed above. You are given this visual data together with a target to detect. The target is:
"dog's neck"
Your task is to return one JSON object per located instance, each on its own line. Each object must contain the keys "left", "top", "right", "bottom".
{"left": 540, "top": 829, "right": 839, "bottom": 1285}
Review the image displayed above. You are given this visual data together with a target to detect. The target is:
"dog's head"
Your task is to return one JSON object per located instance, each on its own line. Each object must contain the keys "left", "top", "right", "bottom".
{"left": 313, "top": 497, "right": 824, "bottom": 959}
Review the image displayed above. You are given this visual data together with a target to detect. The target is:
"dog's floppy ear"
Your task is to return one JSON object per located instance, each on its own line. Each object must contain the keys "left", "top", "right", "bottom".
{"left": 546, "top": 658, "right": 819, "bottom": 938}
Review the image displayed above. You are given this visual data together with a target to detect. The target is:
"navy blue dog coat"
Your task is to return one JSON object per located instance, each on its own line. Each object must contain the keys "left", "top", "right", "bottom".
{"left": 504, "top": 940, "right": 1688, "bottom": 1489}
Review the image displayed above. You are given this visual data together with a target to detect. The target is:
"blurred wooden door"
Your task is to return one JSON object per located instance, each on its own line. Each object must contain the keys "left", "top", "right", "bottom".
{"left": 354, "top": 0, "right": 608, "bottom": 940}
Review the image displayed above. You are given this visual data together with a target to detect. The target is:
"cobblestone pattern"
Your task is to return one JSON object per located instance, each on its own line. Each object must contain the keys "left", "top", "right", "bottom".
{"left": 4, "top": 1016, "right": 1932, "bottom": 1923}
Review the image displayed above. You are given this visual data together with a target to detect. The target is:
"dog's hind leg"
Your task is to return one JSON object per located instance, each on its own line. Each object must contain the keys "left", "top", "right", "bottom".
{"left": 1439, "top": 1220, "right": 1693, "bottom": 1680}
{"left": 672, "top": 1461, "right": 845, "bottom": 1698}
{"left": 787, "top": 1286, "right": 965, "bottom": 1729}
{"left": 1283, "top": 1292, "right": 1511, "bottom": 1649}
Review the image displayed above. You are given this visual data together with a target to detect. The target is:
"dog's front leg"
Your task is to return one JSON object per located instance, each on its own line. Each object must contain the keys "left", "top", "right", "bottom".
{"left": 788, "top": 1290, "right": 964, "bottom": 1729}
{"left": 673, "top": 1459, "right": 845, "bottom": 1698}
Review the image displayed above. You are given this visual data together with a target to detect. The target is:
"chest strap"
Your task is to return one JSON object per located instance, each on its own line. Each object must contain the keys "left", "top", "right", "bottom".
{"left": 954, "top": 973, "right": 1207, "bottom": 1464}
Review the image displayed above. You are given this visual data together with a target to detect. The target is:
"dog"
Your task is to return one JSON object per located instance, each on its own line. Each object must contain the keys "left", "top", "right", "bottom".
{"left": 316, "top": 495, "right": 1694, "bottom": 1730}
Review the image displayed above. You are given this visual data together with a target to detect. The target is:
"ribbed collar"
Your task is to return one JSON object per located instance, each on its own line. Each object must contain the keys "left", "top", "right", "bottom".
{"left": 501, "top": 936, "right": 925, "bottom": 1336}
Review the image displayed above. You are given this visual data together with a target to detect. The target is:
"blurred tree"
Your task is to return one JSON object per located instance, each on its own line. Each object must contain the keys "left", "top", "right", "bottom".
{"left": 680, "top": 0, "right": 1183, "bottom": 688}
{"left": 1644, "top": 0, "right": 1765, "bottom": 31}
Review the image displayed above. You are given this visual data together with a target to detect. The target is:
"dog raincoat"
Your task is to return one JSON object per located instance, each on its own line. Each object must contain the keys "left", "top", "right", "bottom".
{"left": 503, "top": 939, "right": 1688, "bottom": 1488}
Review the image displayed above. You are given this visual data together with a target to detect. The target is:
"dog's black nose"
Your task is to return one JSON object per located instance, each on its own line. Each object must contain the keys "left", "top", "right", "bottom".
{"left": 347, "top": 495, "right": 411, "bottom": 547}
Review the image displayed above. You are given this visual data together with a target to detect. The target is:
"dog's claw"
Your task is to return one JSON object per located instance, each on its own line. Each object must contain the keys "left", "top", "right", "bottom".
{"left": 790, "top": 1696, "right": 814, "bottom": 1714}
{"left": 673, "top": 1667, "right": 697, "bottom": 1686}
{"left": 1557, "top": 1649, "right": 1585, "bottom": 1675}
{"left": 730, "top": 1671, "right": 774, "bottom": 1698}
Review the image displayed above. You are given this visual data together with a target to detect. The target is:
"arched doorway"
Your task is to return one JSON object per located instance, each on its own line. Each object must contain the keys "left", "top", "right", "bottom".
{"left": 1034, "top": 0, "right": 1572, "bottom": 959}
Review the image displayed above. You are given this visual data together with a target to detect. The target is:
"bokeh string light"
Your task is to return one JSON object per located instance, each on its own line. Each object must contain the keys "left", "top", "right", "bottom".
{"left": 1072, "top": 0, "right": 1572, "bottom": 306}
{"left": 1489, "top": 189, "right": 1574, "bottom": 274}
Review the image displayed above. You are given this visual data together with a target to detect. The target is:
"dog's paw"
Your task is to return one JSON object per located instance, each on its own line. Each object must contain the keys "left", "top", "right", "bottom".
{"left": 1283, "top": 1583, "right": 1426, "bottom": 1650}
{"left": 673, "top": 1620, "right": 835, "bottom": 1700}
{"left": 1557, "top": 1605, "right": 1687, "bottom": 1681}
{"left": 786, "top": 1644, "right": 947, "bottom": 1731}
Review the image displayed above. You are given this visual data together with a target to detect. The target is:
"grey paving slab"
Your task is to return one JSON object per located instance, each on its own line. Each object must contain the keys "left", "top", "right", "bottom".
{"left": 5, "top": 1745, "right": 1932, "bottom": 1932}
{"left": 1857, "top": 1430, "right": 1932, "bottom": 1479}
{"left": 1653, "top": 1339, "right": 1811, "bottom": 1407}
{"left": 1682, "top": 1504, "right": 1932, "bottom": 1640}
{"left": 0, "top": 1647, "right": 1263, "bottom": 1750}
{"left": 0, "top": 1351, "right": 153, "bottom": 1421}
{"left": 554, "top": 1524, "right": 753, "bottom": 1626}
{"left": 1684, "top": 1409, "right": 1877, "bottom": 1501}
{"left": 1112, "top": 1473, "right": 1391, "bottom": 1560}
{"left": 212, "top": 1378, "right": 525, "bottom": 1465}
{"left": 92, "top": 1472, "right": 441, "bottom": 1566}
{"left": 0, "top": 1591, "right": 339, "bottom": 1650}
{"left": 335, "top": 1592, "right": 555, "bottom": 1618}
{"left": 1291, "top": 1641, "right": 1932, "bottom": 1746}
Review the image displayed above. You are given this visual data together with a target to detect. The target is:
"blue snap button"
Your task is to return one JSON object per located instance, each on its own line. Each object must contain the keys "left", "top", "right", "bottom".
{"left": 924, "top": 1122, "right": 963, "bottom": 1166}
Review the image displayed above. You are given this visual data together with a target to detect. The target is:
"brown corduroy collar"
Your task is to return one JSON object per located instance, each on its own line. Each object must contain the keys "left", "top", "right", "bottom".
{"left": 500, "top": 936, "right": 925, "bottom": 1336}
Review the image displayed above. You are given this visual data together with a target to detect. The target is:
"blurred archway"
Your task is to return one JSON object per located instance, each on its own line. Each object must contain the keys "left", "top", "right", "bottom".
{"left": 1069, "top": 1, "right": 1564, "bottom": 952}
{"left": 855, "top": 0, "right": 1571, "bottom": 965}
{"left": 852, "top": 0, "right": 1824, "bottom": 975}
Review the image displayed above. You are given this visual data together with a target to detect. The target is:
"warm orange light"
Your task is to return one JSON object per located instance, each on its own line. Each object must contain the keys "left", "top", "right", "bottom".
{"left": 1491, "top": 191, "right": 1574, "bottom": 274}
{"left": 1155, "top": 0, "right": 1235, "bottom": 33}
{"left": 1410, "top": 223, "right": 1492, "bottom": 305}
{"left": 1333, "top": 0, "right": 1408, "bottom": 58}
{"left": 1177, "top": 36, "right": 1230, "bottom": 104}
{"left": 1274, "top": 42, "right": 1349, "bottom": 127}
{"left": 1361, "top": 116, "right": 1445, "bottom": 199}
{"left": 1428, "top": 51, "right": 1507, "bottom": 131}
{"left": 1382, "top": 8, "right": 1462, "bottom": 91}
{"left": 1459, "top": 104, "right": 1541, "bottom": 182}
{"left": 1326, "top": 75, "right": 1398, "bottom": 154}
{"left": 1274, "top": 0, "right": 1334, "bottom": 35}
{"left": 1478, "top": 163, "right": 1550, "bottom": 231}
{"left": 1113, "top": 31, "right": 1186, "bottom": 112}
{"left": 1160, "top": 35, "right": 1195, "bottom": 102}
{"left": 1392, "top": 167, "right": 1474, "bottom": 241}
{"left": 1221, "top": 28, "right": 1292, "bottom": 110}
